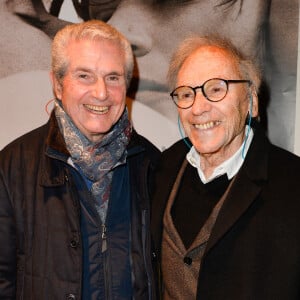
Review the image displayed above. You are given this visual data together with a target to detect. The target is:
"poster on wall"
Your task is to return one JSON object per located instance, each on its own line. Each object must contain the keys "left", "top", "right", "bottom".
{"left": 0, "top": 0, "right": 298, "bottom": 152}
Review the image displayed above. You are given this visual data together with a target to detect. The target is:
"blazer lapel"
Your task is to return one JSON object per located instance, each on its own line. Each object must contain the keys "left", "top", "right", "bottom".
{"left": 205, "top": 127, "right": 269, "bottom": 254}
{"left": 205, "top": 171, "right": 262, "bottom": 253}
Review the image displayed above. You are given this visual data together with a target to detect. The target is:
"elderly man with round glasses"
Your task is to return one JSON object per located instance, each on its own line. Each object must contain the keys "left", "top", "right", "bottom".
{"left": 151, "top": 36, "right": 300, "bottom": 300}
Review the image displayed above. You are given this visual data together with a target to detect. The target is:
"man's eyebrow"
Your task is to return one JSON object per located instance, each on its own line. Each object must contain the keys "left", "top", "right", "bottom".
{"left": 107, "top": 71, "right": 124, "bottom": 76}
{"left": 72, "top": 67, "right": 124, "bottom": 76}
{"left": 73, "top": 67, "right": 92, "bottom": 72}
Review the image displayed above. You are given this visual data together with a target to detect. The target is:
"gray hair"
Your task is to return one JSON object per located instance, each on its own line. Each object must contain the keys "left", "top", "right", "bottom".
{"left": 51, "top": 20, "right": 134, "bottom": 87}
{"left": 167, "top": 35, "right": 262, "bottom": 94}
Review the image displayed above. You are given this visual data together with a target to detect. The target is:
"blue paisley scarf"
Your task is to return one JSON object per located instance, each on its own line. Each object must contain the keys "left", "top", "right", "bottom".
{"left": 54, "top": 100, "right": 132, "bottom": 223}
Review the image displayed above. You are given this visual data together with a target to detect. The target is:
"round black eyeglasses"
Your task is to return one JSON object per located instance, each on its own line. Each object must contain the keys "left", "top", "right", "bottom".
{"left": 170, "top": 78, "right": 252, "bottom": 109}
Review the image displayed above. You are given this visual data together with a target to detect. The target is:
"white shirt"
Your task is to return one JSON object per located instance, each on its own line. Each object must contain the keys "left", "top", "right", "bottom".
{"left": 186, "top": 126, "right": 254, "bottom": 184}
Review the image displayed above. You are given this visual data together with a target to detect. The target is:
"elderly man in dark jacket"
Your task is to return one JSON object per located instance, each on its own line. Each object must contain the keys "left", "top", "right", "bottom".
{"left": 151, "top": 36, "right": 300, "bottom": 299}
{"left": 0, "top": 20, "right": 160, "bottom": 299}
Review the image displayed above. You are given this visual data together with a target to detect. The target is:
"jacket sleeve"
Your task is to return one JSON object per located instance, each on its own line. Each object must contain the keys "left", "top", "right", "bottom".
{"left": 0, "top": 164, "right": 17, "bottom": 299}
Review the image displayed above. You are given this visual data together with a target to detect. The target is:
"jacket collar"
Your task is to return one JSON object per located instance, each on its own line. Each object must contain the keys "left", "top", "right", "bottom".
{"left": 45, "top": 111, "right": 70, "bottom": 158}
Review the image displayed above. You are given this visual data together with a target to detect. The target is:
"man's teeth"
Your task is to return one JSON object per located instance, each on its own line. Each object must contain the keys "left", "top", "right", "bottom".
{"left": 84, "top": 104, "right": 109, "bottom": 113}
{"left": 194, "top": 121, "right": 219, "bottom": 130}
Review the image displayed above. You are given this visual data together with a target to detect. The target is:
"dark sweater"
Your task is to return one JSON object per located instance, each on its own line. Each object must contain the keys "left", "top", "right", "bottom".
{"left": 171, "top": 165, "right": 230, "bottom": 248}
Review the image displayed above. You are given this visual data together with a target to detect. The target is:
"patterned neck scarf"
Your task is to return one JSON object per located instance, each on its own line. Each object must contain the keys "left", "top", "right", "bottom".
{"left": 54, "top": 100, "right": 132, "bottom": 223}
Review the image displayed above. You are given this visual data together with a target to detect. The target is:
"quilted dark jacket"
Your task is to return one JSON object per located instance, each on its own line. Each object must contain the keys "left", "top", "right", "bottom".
{"left": 0, "top": 112, "right": 160, "bottom": 300}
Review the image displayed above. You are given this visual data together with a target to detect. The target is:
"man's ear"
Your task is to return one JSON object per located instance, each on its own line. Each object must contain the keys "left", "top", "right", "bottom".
{"left": 250, "top": 87, "right": 259, "bottom": 118}
{"left": 50, "top": 71, "right": 62, "bottom": 99}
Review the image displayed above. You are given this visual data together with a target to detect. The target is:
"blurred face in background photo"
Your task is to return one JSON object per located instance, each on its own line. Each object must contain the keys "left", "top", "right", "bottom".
{"left": 108, "top": 0, "right": 267, "bottom": 120}
{"left": 107, "top": 0, "right": 299, "bottom": 152}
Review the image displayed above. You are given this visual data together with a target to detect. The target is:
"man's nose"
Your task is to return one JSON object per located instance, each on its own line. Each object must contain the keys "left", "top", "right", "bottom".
{"left": 191, "top": 91, "right": 211, "bottom": 114}
{"left": 108, "top": 1, "right": 152, "bottom": 57}
{"left": 92, "top": 78, "right": 108, "bottom": 100}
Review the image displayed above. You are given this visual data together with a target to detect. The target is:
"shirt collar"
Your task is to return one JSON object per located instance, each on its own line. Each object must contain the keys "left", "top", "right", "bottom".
{"left": 186, "top": 126, "right": 254, "bottom": 184}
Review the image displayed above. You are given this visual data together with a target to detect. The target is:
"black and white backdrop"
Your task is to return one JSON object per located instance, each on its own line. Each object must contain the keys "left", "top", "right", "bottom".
{"left": 0, "top": 0, "right": 299, "bottom": 155}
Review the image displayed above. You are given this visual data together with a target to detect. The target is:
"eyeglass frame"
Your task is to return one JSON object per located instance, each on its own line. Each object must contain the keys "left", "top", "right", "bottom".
{"left": 170, "top": 78, "right": 252, "bottom": 109}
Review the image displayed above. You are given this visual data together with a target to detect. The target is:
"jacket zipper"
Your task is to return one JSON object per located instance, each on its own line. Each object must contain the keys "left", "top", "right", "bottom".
{"left": 101, "top": 223, "right": 107, "bottom": 253}
{"left": 141, "top": 158, "right": 154, "bottom": 300}
{"left": 142, "top": 209, "right": 152, "bottom": 300}
{"left": 102, "top": 222, "right": 112, "bottom": 299}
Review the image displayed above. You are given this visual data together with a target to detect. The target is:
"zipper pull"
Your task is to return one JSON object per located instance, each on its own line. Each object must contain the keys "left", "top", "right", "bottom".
{"left": 101, "top": 224, "right": 107, "bottom": 253}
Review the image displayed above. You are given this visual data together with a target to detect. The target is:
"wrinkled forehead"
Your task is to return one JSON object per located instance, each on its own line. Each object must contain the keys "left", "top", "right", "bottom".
{"left": 191, "top": 45, "right": 238, "bottom": 63}
{"left": 188, "top": 46, "right": 238, "bottom": 69}
{"left": 179, "top": 46, "right": 241, "bottom": 82}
